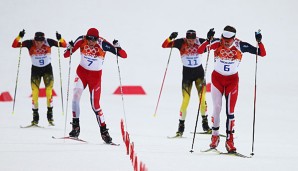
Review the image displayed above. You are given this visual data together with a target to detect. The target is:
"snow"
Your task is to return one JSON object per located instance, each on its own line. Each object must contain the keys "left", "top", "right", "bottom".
{"left": 1, "top": 0, "right": 298, "bottom": 170}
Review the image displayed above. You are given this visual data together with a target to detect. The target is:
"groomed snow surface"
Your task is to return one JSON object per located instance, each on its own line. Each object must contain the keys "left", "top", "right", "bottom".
{"left": 1, "top": 0, "right": 298, "bottom": 170}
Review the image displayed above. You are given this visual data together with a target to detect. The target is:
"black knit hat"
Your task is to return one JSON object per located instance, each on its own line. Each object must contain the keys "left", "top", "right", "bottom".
{"left": 34, "top": 32, "right": 45, "bottom": 41}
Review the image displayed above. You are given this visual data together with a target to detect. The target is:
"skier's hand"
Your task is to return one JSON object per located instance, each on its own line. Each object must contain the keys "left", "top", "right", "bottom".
{"left": 19, "top": 29, "right": 25, "bottom": 38}
{"left": 207, "top": 28, "right": 215, "bottom": 41}
{"left": 255, "top": 31, "right": 262, "bottom": 43}
{"left": 56, "top": 32, "right": 61, "bottom": 40}
{"left": 67, "top": 41, "right": 74, "bottom": 51}
{"left": 169, "top": 32, "right": 178, "bottom": 40}
{"left": 113, "top": 39, "right": 121, "bottom": 48}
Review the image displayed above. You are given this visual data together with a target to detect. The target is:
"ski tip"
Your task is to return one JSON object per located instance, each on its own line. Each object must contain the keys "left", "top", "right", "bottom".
{"left": 107, "top": 142, "right": 120, "bottom": 146}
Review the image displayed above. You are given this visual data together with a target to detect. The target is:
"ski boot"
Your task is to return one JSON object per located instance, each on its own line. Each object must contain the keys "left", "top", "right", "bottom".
{"left": 69, "top": 118, "right": 80, "bottom": 138}
{"left": 175, "top": 119, "right": 185, "bottom": 137}
{"left": 100, "top": 125, "right": 112, "bottom": 144}
{"left": 202, "top": 115, "right": 211, "bottom": 133}
{"left": 225, "top": 133, "right": 236, "bottom": 153}
{"left": 47, "top": 107, "right": 54, "bottom": 126}
{"left": 210, "top": 135, "right": 220, "bottom": 149}
{"left": 31, "top": 109, "right": 39, "bottom": 125}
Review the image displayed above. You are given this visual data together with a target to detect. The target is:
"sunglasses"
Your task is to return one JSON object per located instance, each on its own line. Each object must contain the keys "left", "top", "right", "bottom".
{"left": 86, "top": 35, "right": 98, "bottom": 41}
{"left": 186, "top": 32, "right": 196, "bottom": 39}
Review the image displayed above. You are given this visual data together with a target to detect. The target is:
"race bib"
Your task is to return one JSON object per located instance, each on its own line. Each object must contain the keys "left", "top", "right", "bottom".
{"left": 181, "top": 55, "right": 202, "bottom": 68}
{"left": 31, "top": 54, "right": 51, "bottom": 67}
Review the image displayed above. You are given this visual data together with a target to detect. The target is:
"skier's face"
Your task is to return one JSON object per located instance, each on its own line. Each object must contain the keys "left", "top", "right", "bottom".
{"left": 87, "top": 40, "right": 97, "bottom": 47}
{"left": 86, "top": 35, "right": 98, "bottom": 47}
{"left": 221, "top": 37, "right": 234, "bottom": 48}
{"left": 186, "top": 38, "right": 195, "bottom": 46}
{"left": 35, "top": 40, "right": 44, "bottom": 48}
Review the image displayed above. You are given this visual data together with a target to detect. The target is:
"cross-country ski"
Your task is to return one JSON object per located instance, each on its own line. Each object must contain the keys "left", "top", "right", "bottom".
{"left": 20, "top": 124, "right": 44, "bottom": 128}
{"left": 52, "top": 136, "right": 120, "bottom": 146}
{"left": 200, "top": 148, "right": 251, "bottom": 158}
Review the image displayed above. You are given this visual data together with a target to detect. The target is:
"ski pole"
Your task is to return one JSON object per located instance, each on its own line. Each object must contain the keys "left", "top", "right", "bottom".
{"left": 115, "top": 48, "right": 128, "bottom": 131}
{"left": 153, "top": 40, "right": 175, "bottom": 117}
{"left": 12, "top": 36, "right": 23, "bottom": 115}
{"left": 190, "top": 40, "right": 211, "bottom": 152}
{"left": 251, "top": 29, "right": 261, "bottom": 156}
{"left": 57, "top": 31, "right": 64, "bottom": 115}
{"left": 64, "top": 47, "right": 72, "bottom": 137}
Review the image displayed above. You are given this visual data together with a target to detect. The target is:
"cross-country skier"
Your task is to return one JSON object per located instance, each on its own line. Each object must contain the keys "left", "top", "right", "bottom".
{"left": 64, "top": 28, "right": 127, "bottom": 144}
{"left": 198, "top": 26, "right": 266, "bottom": 152}
{"left": 12, "top": 30, "right": 67, "bottom": 126}
{"left": 162, "top": 30, "right": 211, "bottom": 137}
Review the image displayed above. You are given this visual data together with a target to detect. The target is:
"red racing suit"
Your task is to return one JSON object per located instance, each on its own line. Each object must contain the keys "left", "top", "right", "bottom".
{"left": 64, "top": 36, "right": 127, "bottom": 127}
{"left": 198, "top": 38, "right": 266, "bottom": 138}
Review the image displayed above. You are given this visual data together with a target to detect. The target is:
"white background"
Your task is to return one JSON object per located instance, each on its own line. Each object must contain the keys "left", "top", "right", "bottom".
{"left": 1, "top": 0, "right": 298, "bottom": 170}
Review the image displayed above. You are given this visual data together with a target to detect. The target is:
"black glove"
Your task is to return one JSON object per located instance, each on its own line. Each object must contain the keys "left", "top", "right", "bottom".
{"left": 19, "top": 29, "right": 25, "bottom": 38}
{"left": 67, "top": 41, "right": 74, "bottom": 51}
{"left": 169, "top": 32, "right": 178, "bottom": 40}
{"left": 207, "top": 28, "right": 215, "bottom": 41}
{"left": 113, "top": 39, "right": 121, "bottom": 49}
{"left": 255, "top": 31, "right": 262, "bottom": 43}
{"left": 56, "top": 32, "right": 61, "bottom": 40}
{"left": 69, "top": 41, "right": 74, "bottom": 47}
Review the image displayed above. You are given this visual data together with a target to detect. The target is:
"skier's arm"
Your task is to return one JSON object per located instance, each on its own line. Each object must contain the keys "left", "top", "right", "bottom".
{"left": 12, "top": 30, "right": 29, "bottom": 48}
{"left": 47, "top": 38, "right": 67, "bottom": 48}
{"left": 162, "top": 32, "right": 184, "bottom": 49}
{"left": 198, "top": 40, "right": 219, "bottom": 54}
{"left": 47, "top": 32, "right": 67, "bottom": 48}
{"left": 162, "top": 38, "right": 174, "bottom": 48}
{"left": 63, "top": 36, "right": 83, "bottom": 58}
{"left": 162, "top": 38, "right": 183, "bottom": 50}
{"left": 12, "top": 37, "right": 32, "bottom": 49}
{"left": 240, "top": 41, "right": 266, "bottom": 57}
{"left": 102, "top": 40, "right": 127, "bottom": 58}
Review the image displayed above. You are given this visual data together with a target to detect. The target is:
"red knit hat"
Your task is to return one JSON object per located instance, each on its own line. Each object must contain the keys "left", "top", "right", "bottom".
{"left": 86, "top": 28, "right": 99, "bottom": 38}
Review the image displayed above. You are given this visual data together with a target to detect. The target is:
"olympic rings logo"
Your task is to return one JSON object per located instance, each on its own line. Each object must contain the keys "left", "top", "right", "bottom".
{"left": 220, "top": 49, "right": 237, "bottom": 58}
{"left": 84, "top": 45, "right": 99, "bottom": 56}
{"left": 35, "top": 48, "right": 46, "bottom": 54}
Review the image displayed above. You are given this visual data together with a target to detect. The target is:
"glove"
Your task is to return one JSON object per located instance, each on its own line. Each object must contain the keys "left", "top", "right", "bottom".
{"left": 207, "top": 28, "right": 215, "bottom": 41}
{"left": 56, "top": 32, "right": 61, "bottom": 40}
{"left": 19, "top": 29, "right": 25, "bottom": 38}
{"left": 113, "top": 39, "right": 121, "bottom": 48}
{"left": 255, "top": 31, "right": 262, "bottom": 43}
{"left": 169, "top": 32, "right": 178, "bottom": 40}
{"left": 67, "top": 41, "right": 74, "bottom": 50}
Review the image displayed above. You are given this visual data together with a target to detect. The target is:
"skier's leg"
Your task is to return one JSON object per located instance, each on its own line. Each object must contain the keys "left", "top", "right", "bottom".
{"left": 224, "top": 73, "right": 239, "bottom": 152}
{"left": 31, "top": 66, "right": 41, "bottom": 124}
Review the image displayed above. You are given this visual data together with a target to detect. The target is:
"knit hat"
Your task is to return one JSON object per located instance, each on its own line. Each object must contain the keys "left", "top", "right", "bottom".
{"left": 186, "top": 30, "right": 196, "bottom": 39}
{"left": 86, "top": 28, "right": 99, "bottom": 38}
{"left": 34, "top": 32, "right": 45, "bottom": 41}
{"left": 222, "top": 25, "right": 236, "bottom": 39}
